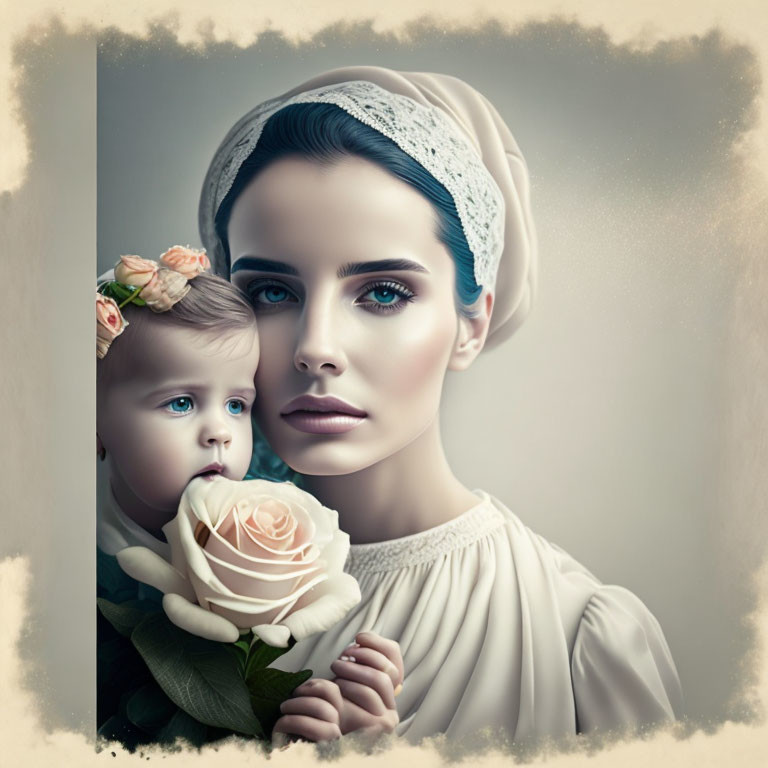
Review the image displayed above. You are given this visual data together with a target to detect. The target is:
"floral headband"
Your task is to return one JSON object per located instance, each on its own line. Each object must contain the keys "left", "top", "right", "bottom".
{"left": 96, "top": 245, "right": 210, "bottom": 359}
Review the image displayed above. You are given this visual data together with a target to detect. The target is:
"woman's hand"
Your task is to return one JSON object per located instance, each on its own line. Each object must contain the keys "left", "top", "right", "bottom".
{"left": 331, "top": 631, "right": 404, "bottom": 737}
{"left": 272, "top": 678, "right": 343, "bottom": 744}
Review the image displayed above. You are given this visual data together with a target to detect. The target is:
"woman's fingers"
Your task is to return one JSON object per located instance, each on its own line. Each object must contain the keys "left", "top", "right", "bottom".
{"left": 272, "top": 714, "right": 341, "bottom": 742}
{"left": 331, "top": 658, "right": 396, "bottom": 710}
{"left": 354, "top": 632, "right": 405, "bottom": 685}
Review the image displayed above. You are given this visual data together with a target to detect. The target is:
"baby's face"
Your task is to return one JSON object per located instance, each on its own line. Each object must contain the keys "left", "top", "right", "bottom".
{"left": 98, "top": 322, "right": 259, "bottom": 519}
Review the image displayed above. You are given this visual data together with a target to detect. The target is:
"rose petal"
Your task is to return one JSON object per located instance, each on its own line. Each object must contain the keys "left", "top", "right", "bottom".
{"left": 162, "top": 593, "right": 240, "bottom": 643}
{"left": 204, "top": 523, "right": 315, "bottom": 570}
{"left": 251, "top": 623, "right": 291, "bottom": 648}
{"left": 282, "top": 573, "right": 362, "bottom": 642}
{"left": 204, "top": 571, "right": 328, "bottom": 612}
{"left": 213, "top": 521, "right": 313, "bottom": 560}
{"left": 208, "top": 597, "right": 298, "bottom": 628}
{"left": 313, "top": 529, "right": 351, "bottom": 577}
{"left": 116, "top": 547, "right": 196, "bottom": 601}
{"left": 203, "top": 548, "right": 320, "bottom": 600}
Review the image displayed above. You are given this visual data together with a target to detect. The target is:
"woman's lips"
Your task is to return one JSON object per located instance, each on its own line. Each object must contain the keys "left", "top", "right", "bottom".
{"left": 282, "top": 411, "right": 366, "bottom": 434}
{"left": 281, "top": 395, "right": 367, "bottom": 435}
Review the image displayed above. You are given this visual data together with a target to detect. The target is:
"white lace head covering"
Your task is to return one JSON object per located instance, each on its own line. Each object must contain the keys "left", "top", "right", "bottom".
{"left": 199, "top": 66, "right": 537, "bottom": 346}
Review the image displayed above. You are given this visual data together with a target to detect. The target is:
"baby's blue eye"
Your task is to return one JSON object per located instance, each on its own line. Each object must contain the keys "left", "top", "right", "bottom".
{"left": 167, "top": 397, "right": 193, "bottom": 413}
{"left": 227, "top": 400, "right": 245, "bottom": 415}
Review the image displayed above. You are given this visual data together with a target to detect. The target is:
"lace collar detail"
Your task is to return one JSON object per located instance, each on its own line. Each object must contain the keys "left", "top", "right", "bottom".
{"left": 344, "top": 491, "right": 506, "bottom": 575}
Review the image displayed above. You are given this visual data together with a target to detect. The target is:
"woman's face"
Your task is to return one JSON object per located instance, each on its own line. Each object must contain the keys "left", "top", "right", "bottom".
{"left": 228, "top": 155, "right": 468, "bottom": 476}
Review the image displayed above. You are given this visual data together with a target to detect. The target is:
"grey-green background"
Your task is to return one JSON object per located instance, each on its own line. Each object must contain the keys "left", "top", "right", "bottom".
{"left": 3, "top": 19, "right": 765, "bottom": 735}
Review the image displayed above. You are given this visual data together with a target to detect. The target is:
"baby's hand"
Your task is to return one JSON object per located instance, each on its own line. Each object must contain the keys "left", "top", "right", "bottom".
{"left": 330, "top": 631, "right": 404, "bottom": 737}
{"left": 272, "top": 678, "right": 343, "bottom": 744}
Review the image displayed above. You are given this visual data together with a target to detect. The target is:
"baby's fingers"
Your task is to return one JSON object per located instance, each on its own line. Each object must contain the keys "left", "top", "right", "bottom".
{"left": 334, "top": 674, "right": 392, "bottom": 715}
{"left": 292, "top": 678, "right": 344, "bottom": 713}
{"left": 337, "top": 645, "right": 399, "bottom": 681}
{"left": 272, "top": 679, "right": 343, "bottom": 744}
{"left": 272, "top": 714, "right": 341, "bottom": 743}
{"left": 354, "top": 632, "right": 405, "bottom": 685}
{"left": 331, "top": 657, "right": 396, "bottom": 710}
{"left": 279, "top": 695, "right": 339, "bottom": 724}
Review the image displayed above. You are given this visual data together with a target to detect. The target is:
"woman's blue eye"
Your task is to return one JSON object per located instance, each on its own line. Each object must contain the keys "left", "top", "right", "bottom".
{"left": 262, "top": 286, "right": 288, "bottom": 303}
{"left": 358, "top": 281, "right": 415, "bottom": 312}
{"left": 227, "top": 400, "right": 245, "bottom": 415}
{"left": 248, "top": 281, "right": 298, "bottom": 308}
{"left": 369, "top": 288, "right": 398, "bottom": 304}
{"left": 167, "top": 397, "right": 193, "bottom": 413}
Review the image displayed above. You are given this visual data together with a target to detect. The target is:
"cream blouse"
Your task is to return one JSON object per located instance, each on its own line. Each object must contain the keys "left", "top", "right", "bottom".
{"left": 270, "top": 491, "right": 684, "bottom": 744}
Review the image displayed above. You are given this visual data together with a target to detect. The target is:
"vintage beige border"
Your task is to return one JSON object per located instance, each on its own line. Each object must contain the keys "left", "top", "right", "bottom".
{"left": 1, "top": 1, "right": 766, "bottom": 766}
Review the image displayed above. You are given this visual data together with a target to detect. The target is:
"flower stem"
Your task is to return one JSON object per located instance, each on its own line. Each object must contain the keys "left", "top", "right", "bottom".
{"left": 118, "top": 285, "right": 142, "bottom": 308}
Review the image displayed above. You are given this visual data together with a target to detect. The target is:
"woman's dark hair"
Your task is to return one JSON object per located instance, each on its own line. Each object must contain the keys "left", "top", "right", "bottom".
{"left": 214, "top": 102, "right": 482, "bottom": 309}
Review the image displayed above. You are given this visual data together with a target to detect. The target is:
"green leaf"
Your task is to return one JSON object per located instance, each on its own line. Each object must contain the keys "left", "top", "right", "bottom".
{"left": 97, "top": 598, "right": 158, "bottom": 638}
{"left": 244, "top": 637, "right": 294, "bottom": 678}
{"left": 245, "top": 667, "right": 313, "bottom": 736}
{"left": 234, "top": 639, "right": 251, "bottom": 655}
{"left": 100, "top": 281, "right": 133, "bottom": 301}
{"left": 99, "top": 281, "right": 147, "bottom": 307}
{"left": 231, "top": 638, "right": 251, "bottom": 675}
{"left": 156, "top": 709, "right": 209, "bottom": 748}
{"left": 131, "top": 611, "right": 263, "bottom": 738}
{"left": 125, "top": 682, "right": 178, "bottom": 731}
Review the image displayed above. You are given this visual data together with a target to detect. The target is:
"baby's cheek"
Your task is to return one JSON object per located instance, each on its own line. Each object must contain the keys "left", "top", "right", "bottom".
{"left": 125, "top": 423, "right": 191, "bottom": 496}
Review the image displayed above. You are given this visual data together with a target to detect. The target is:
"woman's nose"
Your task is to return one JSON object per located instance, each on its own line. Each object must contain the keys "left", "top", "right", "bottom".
{"left": 293, "top": 297, "right": 347, "bottom": 376}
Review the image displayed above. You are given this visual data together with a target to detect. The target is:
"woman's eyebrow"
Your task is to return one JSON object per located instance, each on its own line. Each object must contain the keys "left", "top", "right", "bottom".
{"left": 338, "top": 259, "right": 429, "bottom": 278}
{"left": 231, "top": 256, "right": 299, "bottom": 275}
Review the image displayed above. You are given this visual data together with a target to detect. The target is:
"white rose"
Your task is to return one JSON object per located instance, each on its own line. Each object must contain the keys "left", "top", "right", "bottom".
{"left": 117, "top": 477, "right": 361, "bottom": 647}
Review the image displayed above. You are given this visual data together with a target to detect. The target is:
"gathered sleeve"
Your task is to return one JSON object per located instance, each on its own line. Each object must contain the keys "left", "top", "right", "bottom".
{"left": 571, "top": 584, "right": 684, "bottom": 733}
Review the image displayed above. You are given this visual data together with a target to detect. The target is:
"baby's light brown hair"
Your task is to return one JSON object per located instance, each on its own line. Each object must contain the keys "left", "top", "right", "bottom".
{"left": 97, "top": 272, "right": 257, "bottom": 392}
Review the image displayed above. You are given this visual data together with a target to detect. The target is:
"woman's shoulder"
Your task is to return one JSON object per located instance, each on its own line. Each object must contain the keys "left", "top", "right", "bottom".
{"left": 481, "top": 491, "right": 683, "bottom": 729}
{"left": 571, "top": 583, "right": 684, "bottom": 730}
{"left": 481, "top": 491, "right": 663, "bottom": 606}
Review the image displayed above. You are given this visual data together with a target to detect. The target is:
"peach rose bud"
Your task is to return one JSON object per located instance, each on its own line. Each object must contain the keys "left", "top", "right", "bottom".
{"left": 96, "top": 293, "right": 128, "bottom": 359}
{"left": 159, "top": 245, "right": 210, "bottom": 279}
{"left": 139, "top": 267, "right": 190, "bottom": 312}
{"left": 114, "top": 254, "right": 159, "bottom": 288}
